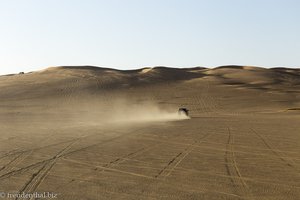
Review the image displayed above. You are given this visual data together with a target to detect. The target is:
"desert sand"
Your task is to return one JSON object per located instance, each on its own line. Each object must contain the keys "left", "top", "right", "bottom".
{"left": 0, "top": 66, "right": 299, "bottom": 199}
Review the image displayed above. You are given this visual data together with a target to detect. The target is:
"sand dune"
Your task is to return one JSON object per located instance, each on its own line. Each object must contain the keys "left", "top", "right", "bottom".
{"left": 0, "top": 65, "right": 299, "bottom": 199}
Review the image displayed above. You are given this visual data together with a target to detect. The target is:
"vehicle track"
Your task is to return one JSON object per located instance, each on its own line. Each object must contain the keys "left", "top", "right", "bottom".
{"left": 225, "top": 127, "right": 254, "bottom": 199}
{"left": 61, "top": 127, "right": 191, "bottom": 186}
{"left": 0, "top": 133, "right": 88, "bottom": 161}
{"left": 0, "top": 127, "right": 146, "bottom": 181}
{"left": 0, "top": 149, "right": 22, "bottom": 160}
{"left": 183, "top": 78, "right": 221, "bottom": 116}
{"left": 0, "top": 153, "right": 23, "bottom": 172}
{"left": 0, "top": 151, "right": 33, "bottom": 176}
{"left": 62, "top": 127, "right": 147, "bottom": 158}
{"left": 251, "top": 128, "right": 299, "bottom": 173}
{"left": 100, "top": 143, "right": 161, "bottom": 171}
{"left": 15, "top": 141, "right": 77, "bottom": 200}
{"left": 155, "top": 132, "right": 211, "bottom": 179}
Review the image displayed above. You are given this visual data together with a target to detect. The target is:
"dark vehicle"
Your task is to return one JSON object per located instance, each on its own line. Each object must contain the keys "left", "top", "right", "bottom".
{"left": 178, "top": 107, "right": 189, "bottom": 116}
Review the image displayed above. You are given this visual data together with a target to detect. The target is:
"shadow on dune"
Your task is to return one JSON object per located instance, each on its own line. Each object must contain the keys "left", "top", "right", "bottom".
{"left": 1, "top": 65, "right": 300, "bottom": 100}
{"left": 206, "top": 66, "right": 300, "bottom": 93}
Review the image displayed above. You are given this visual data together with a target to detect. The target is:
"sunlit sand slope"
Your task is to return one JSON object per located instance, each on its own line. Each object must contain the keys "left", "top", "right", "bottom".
{"left": 0, "top": 66, "right": 299, "bottom": 199}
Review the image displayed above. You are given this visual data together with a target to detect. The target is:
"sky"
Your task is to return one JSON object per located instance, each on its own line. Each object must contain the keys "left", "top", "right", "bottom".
{"left": 0, "top": 0, "right": 299, "bottom": 75}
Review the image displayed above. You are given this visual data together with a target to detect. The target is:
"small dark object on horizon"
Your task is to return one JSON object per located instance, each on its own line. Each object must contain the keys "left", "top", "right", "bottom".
{"left": 178, "top": 107, "right": 189, "bottom": 116}
{"left": 19, "top": 72, "right": 25, "bottom": 74}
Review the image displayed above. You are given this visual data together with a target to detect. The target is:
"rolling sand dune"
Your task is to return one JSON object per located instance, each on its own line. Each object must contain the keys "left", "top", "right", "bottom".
{"left": 0, "top": 66, "right": 299, "bottom": 199}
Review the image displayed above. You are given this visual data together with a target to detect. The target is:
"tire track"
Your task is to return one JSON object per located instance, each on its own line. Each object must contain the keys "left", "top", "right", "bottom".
{"left": 79, "top": 144, "right": 163, "bottom": 180}
{"left": 62, "top": 127, "right": 146, "bottom": 158}
{"left": 155, "top": 132, "right": 211, "bottom": 179}
{"left": 56, "top": 144, "right": 161, "bottom": 191}
{"left": 0, "top": 153, "right": 23, "bottom": 171}
{"left": 63, "top": 128, "right": 189, "bottom": 185}
{"left": 185, "top": 78, "right": 220, "bottom": 116}
{"left": 0, "top": 125, "right": 123, "bottom": 160}
{"left": 15, "top": 141, "right": 77, "bottom": 200}
{"left": 100, "top": 143, "right": 161, "bottom": 170}
{"left": 0, "top": 149, "right": 22, "bottom": 159}
{"left": 0, "top": 139, "right": 76, "bottom": 160}
{"left": 53, "top": 126, "right": 201, "bottom": 192}
{"left": 0, "top": 151, "right": 33, "bottom": 176}
{"left": 99, "top": 126, "right": 207, "bottom": 172}
{"left": 0, "top": 127, "right": 146, "bottom": 181}
{"left": 225, "top": 127, "right": 254, "bottom": 199}
{"left": 251, "top": 128, "right": 299, "bottom": 173}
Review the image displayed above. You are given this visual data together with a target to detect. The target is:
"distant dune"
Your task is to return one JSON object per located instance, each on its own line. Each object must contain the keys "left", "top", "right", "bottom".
{"left": 1, "top": 65, "right": 300, "bottom": 93}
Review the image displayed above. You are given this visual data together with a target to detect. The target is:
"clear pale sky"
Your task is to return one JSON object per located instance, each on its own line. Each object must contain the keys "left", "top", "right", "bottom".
{"left": 0, "top": 0, "right": 299, "bottom": 75}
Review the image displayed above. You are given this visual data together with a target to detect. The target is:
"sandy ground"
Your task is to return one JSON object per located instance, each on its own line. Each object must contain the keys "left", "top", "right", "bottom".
{"left": 0, "top": 66, "right": 299, "bottom": 199}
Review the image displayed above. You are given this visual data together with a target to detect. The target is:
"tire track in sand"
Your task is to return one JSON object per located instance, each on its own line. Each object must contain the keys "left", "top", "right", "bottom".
{"left": 225, "top": 127, "right": 254, "bottom": 199}
{"left": 15, "top": 141, "right": 76, "bottom": 200}
{"left": 155, "top": 132, "right": 211, "bottom": 179}
{"left": 0, "top": 151, "right": 33, "bottom": 176}
{"left": 0, "top": 127, "right": 147, "bottom": 181}
{"left": 60, "top": 128, "right": 190, "bottom": 187}
{"left": 251, "top": 128, "right": 299, "bottom": 174}
{"left": 98, "top": 127, "right": 193, "bottom": 172}
{"left": 100, "top": 143, "right": 161, "bottom": 171}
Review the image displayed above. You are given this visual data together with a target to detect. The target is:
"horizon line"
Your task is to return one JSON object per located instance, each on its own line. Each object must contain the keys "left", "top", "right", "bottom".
{"left": 1, "top": 64, "right": 300, "bottom": 76}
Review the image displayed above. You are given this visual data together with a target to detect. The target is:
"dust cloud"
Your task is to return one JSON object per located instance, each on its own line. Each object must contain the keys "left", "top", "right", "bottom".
{"left": 107, "top": 100, "right": 190, "bottom": 124}
{"left": 68, "top": 99, "right": 190, "bottom": 125}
